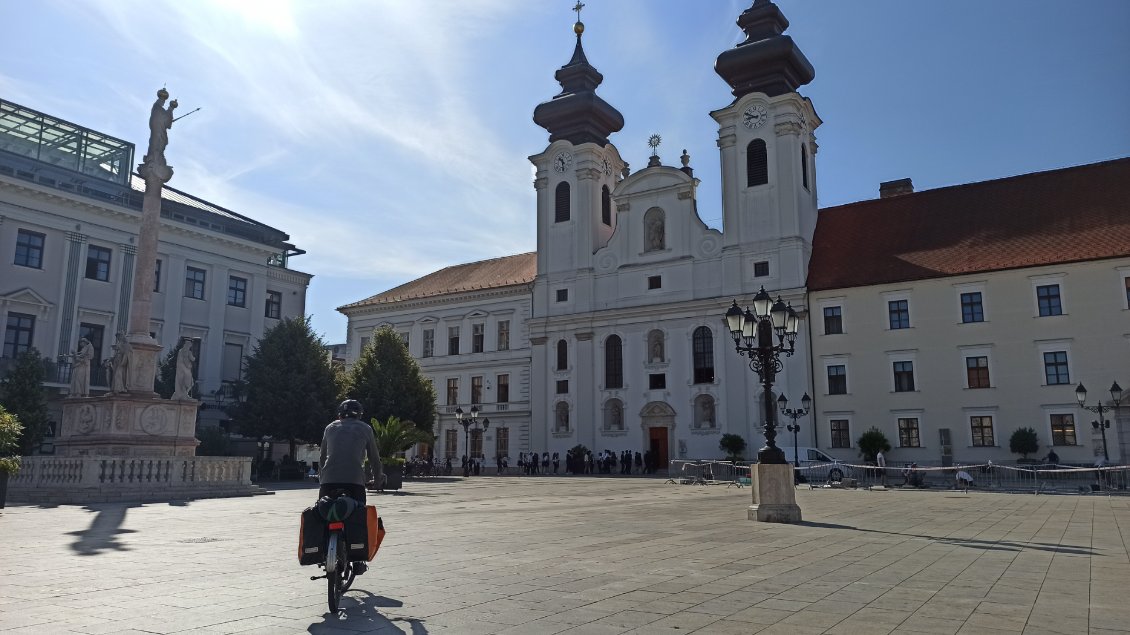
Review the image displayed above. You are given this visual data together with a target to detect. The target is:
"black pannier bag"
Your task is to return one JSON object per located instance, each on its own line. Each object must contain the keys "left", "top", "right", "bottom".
{"left": 343, "top": 505, "right": 369, "bottom": 561}
{"left": 298, "top": 506, "right": 326, "bottom": 566}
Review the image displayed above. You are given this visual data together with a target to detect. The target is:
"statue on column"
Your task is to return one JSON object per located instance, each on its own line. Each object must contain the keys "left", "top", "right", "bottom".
{"left": 108, "top": 332, "right": 131, "bottom": 394}
{"left": 143, "top": 88, "right": 178, "bottom": 167}
{"left": 68, "top": 338, "right": 94, "bottom": 397}
{"left": 172, "top": 339, "right": 196, "bottom": 400}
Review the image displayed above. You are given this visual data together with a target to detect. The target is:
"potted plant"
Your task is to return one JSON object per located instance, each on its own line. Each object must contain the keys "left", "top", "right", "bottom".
{"left": 856, "top": 427, "right": 891, "bottom": 464}
{"left": 0, "top": 405, "right": 24, "bottom": 509}
{"left": 371, "top": 416, "right": 432, "bottom": 491}
{"left": 1010, "top": 427, "right": 1040, "bottom": 463}
{"left": 719, "top": 433, "right": 747, "bottom": 462}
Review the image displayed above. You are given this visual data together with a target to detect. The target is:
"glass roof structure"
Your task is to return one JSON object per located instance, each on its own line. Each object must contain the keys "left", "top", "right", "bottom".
{"left": 0, "top": 98, "right": 133, "bottom": 185}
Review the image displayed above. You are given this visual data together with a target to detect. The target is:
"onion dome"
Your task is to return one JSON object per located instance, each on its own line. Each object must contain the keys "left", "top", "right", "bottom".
{"left": 533, "top": 19, "right": 624, "bottom": 146}
{"left": 715, "top": 0, "right": 815, "bottom": 99}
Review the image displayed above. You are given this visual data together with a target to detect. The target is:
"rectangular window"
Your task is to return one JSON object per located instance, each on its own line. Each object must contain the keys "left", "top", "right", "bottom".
{"left": 471, "top": 376, "right": 483, "bottom": 404}
{"left": 830, "top": 420, "right": 850, "bottom": 448}
{"left": 265, "top": 290, "right": 282, "bottom": 319}
{"left": 556, "top": 380, "right": 569, "bottom": 394}
{"left": 497, "top": 374, "right": 509, "bottom": 403}
{"left": 448, "top": 326, "right": 460, "bottom": 355}
{"left": 966, "top": 356, "right": 990, "bottom": 389}
{"left": 86, "top": 245, "right": 112, "bottom": 281}
{"left": 1050, "top": 414, "right": 1077, "bottom": 446}
{"left": 227, "top": 276, "right": 247, "bottom": 307}
{"left": 1043, "top": 351, "right": 1070, "bottom": 385}
{"left": 446, "top": 378, "right": 459, "bottom": 405}
{"left": 893, "top": 361, "right": 915, "bottom": 392}
{"left": 470, "top": 429, "right": 483, "bottom": 459}
{"left": 497, "top": 320, "right": 510, "bottom": 351}
{"left": 3, "top": 313, "right": 35, "bottom": 358}
{"left": 222, "top": 343, "right": 243, "bottom": 382}
{"left": 753, "top": 261, "right": 770, "bottom": 277}
{"left": 823, "top": 306, "right": 843, "bottom": 335}
{"left": 647, "top": 275, "right": 662, "bottom": 290}
{"left": 1037, "top": 284, "right": 1062, "bottom": 316}
{"left": 445, "top": 429, "right": 458, "bottom": 459}
{"left": 960, "top": 292, "right": 984, "bottom": 323}
{"left": 827, "top": 365, "right": 847, "bottom": 395}
{"left": 14, "top": 229, "right": 45, "bottom": 269}
{"left": 1125, "top": 277, "right": 1130, "bottom": 309}
{"left": 970, "top": 416, "right": 995, "bottom": 447}
{"left": 472, "top": 323, "right": 484, "bottom": 353}
{"left": 888, "top": 299, "right": 910, "bottom": 329}
{"left": 185, "top": 266, "right": 206, "bottom": 299}
{"left": 495, "top": 427, "right": 509, "bottom": 460}
{"left": 649, "top": 373, "right": 666, "bottom": 390}
{"left": 422, "top": 329, "right": 434, "bottom": 358}
{"left": 154, "top": 259, "right": 162, "bottom": 292}
{"left": 556, "top": 289, "right": 568, "bottom": 303}
{"left": 898, "top": 418, "right": 921, "bottom": 448}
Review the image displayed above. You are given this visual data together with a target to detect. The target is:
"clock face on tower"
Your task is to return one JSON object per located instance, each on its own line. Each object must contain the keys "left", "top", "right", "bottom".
{"left": 742, "top": 104, "right": 768, "bottom": 129}
{"left": 601, "top": 157, "right": 612, "bottom": 176}
{"left": 553, "top": 151, "right": 573, "bottom": 173}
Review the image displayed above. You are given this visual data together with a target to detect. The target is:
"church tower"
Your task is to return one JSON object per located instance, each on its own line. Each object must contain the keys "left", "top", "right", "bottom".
{"left": 530, "top": 9, "right": 625, "bottom": 318}
{"left": 712, "top": 0, "right": 820, "bottom": 293}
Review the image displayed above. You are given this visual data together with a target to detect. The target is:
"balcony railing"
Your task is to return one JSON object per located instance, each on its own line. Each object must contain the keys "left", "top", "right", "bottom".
{"left": 0, "top": 357, "right": 109, "bottom": 389}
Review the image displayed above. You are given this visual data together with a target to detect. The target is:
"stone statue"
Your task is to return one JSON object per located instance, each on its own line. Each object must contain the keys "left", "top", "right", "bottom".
{"left": 109, "top": 332, "right": 131, "bottom": 393}
{"left": 700, "top": 399, "right": 715, "bottom": 428}
{"left": 68, "top": 338, "right": 94, "bottom": 397}
{"left": 172, "top": 339, "right": 196, "bottom": 400}
{"left": 610, "top": 403, "right": 622, "bottom": 430}
{"left": 144, "top": 88, "right": 178, "bottom": 166}
{"left": 646, "top": 214, "right": 665, "bottom": 251}
{"left": 556, "top": 404, "right": 568, "bottom": 432}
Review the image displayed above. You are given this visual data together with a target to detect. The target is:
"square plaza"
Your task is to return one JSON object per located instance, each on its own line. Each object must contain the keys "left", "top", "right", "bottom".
{"left": 2, "top": 479, "right": 1129, "bottom": 635}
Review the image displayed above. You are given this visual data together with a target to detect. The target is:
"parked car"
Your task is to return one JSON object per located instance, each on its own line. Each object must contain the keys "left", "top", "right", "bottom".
{"left": 776, "top": 447, "right": 846, "bottom": 482}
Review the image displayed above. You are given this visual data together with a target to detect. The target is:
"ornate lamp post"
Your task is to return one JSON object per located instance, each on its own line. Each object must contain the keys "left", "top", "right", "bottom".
{"left": 456, "top": 406, "right": 492, "bottom": 475}
{"left": 1076, "top": 382, "right": 1124, "bottom": 463}
{"left": 724, "top": 287, "right": 801, "bottom": 464}
{"left": 778, "top": 392, "right": 812, "bottom": 467}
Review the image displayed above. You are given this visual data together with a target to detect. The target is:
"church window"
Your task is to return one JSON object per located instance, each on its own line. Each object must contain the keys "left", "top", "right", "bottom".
{"left": 649, "top": 373, "right": 666, "bottom": 390}
{"left": 556, "top": 288, "right": 568, "bottom": 302}
{"left": 746, "top": 138, "right": 768, "bottom": 187}
{"left": 555, "top": 182, "right": 570, "bottom": 222}
{"left": 753, "top": 261, "right": 769, "bottom": 277}
{"left": 556, "top": 380, "right": 569, "bottom": 394}
{"left": 605, "top": 335, "right": 623, "bottom": 389}
{"left": 801, "top": 144, "right": 809, "bottom": 190}
{"left": 644, "top": 208, "right": 665, "bottom": 252}
{"left": 601, "top": 185, "right": 611, "bottom": 226}
{"left": 647, "top": 275, "right": 661, "bottom": 290}
{"left": 556, "top": 339, "right": 568, "bottom": 370}
{"left": 692, "top": 326, "right": 714, "bottom": 384}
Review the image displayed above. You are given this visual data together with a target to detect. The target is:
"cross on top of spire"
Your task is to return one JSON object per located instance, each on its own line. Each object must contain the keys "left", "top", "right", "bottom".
{"left": 573, "top": 1, "right": 585, "bottom": 22}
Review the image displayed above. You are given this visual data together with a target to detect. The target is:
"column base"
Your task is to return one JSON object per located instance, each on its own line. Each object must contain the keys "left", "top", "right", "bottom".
{"left": 748, "top": 462, "right": 802, "bottom": 523}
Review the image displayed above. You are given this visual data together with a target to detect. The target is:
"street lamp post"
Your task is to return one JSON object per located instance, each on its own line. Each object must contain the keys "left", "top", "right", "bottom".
{"left": 1076, "top": 382, "right": 1124, "bottom": 463}
{"left": 456, "top": 406, "right": 491, "bottom": 475}
{"left": 725, "top": 287, "right": 801, "bottom": 464}
{"left": 778, "top": 392, "right": 812, "bottom": 468}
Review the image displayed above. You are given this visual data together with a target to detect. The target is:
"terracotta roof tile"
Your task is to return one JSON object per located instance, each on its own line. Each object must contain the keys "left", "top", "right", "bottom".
{"left": 807, "top": 158, "right": 1130, "bottom": 291}
{"left": 338, "top": 252, "right": 536, "bottom": 310}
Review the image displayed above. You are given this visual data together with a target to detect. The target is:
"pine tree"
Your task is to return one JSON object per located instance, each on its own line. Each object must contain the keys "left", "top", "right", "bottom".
{"left": 230, "top": 317, "right": 338, "bottom": 458}
{"left": 346, "top": 326, "right": 436, "bottom": 435}
{"left": 0, "top": 349, "right": 48, "bottom": 455}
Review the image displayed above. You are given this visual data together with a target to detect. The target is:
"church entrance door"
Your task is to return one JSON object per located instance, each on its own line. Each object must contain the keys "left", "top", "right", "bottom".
{"left": 648, "top": 427, "right": 668, "bottom": 469}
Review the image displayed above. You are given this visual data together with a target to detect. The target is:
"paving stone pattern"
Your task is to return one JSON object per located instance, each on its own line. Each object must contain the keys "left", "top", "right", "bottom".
{"left": 1, "top": 478, "right": 1129, "bottom": 634}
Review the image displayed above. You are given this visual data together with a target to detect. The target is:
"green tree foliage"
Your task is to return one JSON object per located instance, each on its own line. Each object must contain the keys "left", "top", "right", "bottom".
{"left": 371, "top": 416, "right": 433, "bottom": 461}
{"left": 1009, "top": 427, "right": 1040, "bottom": 460}
{"left": 195, "top": 426, "right": 230, "bottom": 456}
{"left": 0, "top": 403, "right": 24, "bottom": 474}
{"left": 346, "top": 326, "right": 436, "bottom": 435}
{"left": 230, "top": 317, "right": 338, "bottom": 458}
{"left": 719, "top": 433, "right": 747, "bottom": 461}
{"left": 0, "top": 349, "right": 48, "bottom": 455}
{"left": 857, "top": 427, "right": 892, "bottom": 463}
{"left": 154, "top": 344, "right": 178, "bottom": 398}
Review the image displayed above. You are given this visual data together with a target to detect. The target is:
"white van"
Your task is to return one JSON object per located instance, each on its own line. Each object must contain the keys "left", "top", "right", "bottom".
{"left": 777, "top": 447, "right": 845, "bottom": 481}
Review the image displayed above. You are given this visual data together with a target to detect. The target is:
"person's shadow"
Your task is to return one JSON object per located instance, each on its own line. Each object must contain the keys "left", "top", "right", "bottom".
{"left": 308, "top": 591, "right": 427, "bottom": 634}
{"left": 66, "top": 504, "right": 139, "bottom": 556}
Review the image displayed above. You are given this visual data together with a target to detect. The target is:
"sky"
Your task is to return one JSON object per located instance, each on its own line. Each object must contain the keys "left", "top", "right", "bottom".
{"left": 2, "top": 0, "right": 1128, "bottom": 344}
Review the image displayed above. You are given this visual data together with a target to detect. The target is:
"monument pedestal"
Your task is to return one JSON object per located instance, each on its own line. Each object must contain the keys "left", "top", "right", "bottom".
{"left": 56, "top": 394, "right": 200, "bottom": 457}
{"left": 748, "top": 462, "right": 802, "bottom": 523}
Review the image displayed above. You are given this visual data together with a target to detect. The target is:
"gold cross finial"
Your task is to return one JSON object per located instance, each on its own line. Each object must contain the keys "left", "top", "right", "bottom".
{"left": 573, "top": 1, "right": 585, "bottom": 22}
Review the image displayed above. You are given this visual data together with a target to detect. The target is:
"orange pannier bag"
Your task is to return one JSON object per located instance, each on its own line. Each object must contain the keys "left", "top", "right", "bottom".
{"left": 366, "top": 505, "right": 386, "bottom": 562}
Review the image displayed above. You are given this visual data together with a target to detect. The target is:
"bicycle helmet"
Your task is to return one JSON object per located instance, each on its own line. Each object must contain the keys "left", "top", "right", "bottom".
{"left": 338, "top": 399, "right": 363, "bottom": 419}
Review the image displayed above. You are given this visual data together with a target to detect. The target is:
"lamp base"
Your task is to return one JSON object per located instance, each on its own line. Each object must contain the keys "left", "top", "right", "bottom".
{"left": 748, "top": 463, "right": 802, "bottom": 523}
{"left": 757, "top": 445, "right": 788, "bottom": 464}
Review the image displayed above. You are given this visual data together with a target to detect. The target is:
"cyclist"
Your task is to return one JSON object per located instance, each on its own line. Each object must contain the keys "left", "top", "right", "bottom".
{"left": 319, "top": 399, "right": 382, "bottom": 573}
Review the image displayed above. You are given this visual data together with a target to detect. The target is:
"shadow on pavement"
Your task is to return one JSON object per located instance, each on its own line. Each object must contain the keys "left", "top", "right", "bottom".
{"left": 797, "top": 520, "right": 1096, "bottom": 555}
{"left": 66, "top": 504, "right": 139, "bottom": 556}
{"left": 308, "top": 591, "right": 427, "bottom": 634}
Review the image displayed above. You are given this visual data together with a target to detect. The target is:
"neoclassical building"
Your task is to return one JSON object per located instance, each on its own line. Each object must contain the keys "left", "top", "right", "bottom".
{"left": 340, "top": 2, "right": 1129, "bottom": 467}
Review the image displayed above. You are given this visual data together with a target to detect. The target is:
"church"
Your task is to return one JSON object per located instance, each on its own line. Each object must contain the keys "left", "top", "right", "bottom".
{"left": 339, "top": 1, "right": 1130, "bottom": 469}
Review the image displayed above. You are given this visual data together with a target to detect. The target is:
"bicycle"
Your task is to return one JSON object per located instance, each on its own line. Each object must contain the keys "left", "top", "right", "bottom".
{"left": 309, "top": 488, "right": 362, "bottom": 613}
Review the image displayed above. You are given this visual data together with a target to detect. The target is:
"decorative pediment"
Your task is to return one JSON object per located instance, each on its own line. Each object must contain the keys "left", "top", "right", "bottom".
{"left": 639, "top": 401, "right": 676, "bottom": 417}
{"left": 0, "top": 287, "right": 54, "bottom": 317}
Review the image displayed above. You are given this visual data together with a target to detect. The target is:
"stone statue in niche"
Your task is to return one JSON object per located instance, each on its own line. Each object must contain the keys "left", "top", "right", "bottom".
{"left": 172, "top": 339, "right": 196, "bottom": 400}
{"left": 646, "top": 213, "right": 665, "bottom": 251}
{"left": 108, "top": 332, "right": 131, "bottom": 394}
{"left": 610, "top": 403, "right": 622, "bottom": 430}
{"left": 68, "top": 338, "right": 94, "bottom": 397}
{"left": 699, "top": 398, "right": 715, "bottom": 428}
{"left": 649, "top": 333, "right": 664, "bottom": 363}
{"left": 556, "top": 404, "right": 568, "bottom": 432}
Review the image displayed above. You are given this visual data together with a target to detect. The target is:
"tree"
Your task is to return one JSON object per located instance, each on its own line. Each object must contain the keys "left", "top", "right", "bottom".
{"left": 720, "top": 433, "right": 747, "bottom": 461}
{"left": 346, "top": 326, "right": 436, "bottom": 435}
{"left": 371, "top": 416, "right": 433, "bottom": 462}
{"left": 0, "top": 403, "right": 23, "bottom": 475}
{"left": 154, "top": 344, "right": 178, "bottom": 398}
{"left": 0, "top": 349, "right": 48, "bottom": 455}
{"left": 230, "top": 317, "right": 338, "bottom": 459}
{"left": 1009, "top": 427, "right": 1040, "bottom": 460}
{"left": 857, "top": 427, "right": 891, "bottom": 463}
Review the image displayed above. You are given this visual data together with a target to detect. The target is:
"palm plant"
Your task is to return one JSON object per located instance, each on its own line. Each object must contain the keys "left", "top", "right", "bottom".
{"left": 370, "top": 416, "right": 433, "bottom": 465}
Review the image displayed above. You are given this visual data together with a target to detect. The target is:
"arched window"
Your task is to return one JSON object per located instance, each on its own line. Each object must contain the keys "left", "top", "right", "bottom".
{"left": 555, "top": 401, "right": 570, "bottom": 433}
{"left": 644, "top": 208, "right": 665, "bottom": 252}
{"left": 605, "top": 335, "right": 623, "bottom": 389}
{"left": 648, "top": 330, "right": 665, "bottom": 363}
{"left": 693, "top": 394, "right": 716, "bottom": 429}
{"left": 692, "top": 326, "right": 714, "bottom": 384}
{"left": 556, "top": 339, "right": 568, "bottom": 370}
{"left": 603, "top": 399, "right": 624, "bottom": 431}
{"left": 746, "top": 138, "right": 768, "bottom": 187}
{"left": 601, "top": 185, "right": 612, "bottom": 226}
{"left": 801, "top": 143, "right": 809, "bottom": 190}
{"left": 554, "top": 182, "right": 570, "bottom": 222}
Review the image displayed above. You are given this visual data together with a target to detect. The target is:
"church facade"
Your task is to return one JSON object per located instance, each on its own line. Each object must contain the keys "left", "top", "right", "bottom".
{"left": 340, "top": 2, "right": 1130, "bottom": 468}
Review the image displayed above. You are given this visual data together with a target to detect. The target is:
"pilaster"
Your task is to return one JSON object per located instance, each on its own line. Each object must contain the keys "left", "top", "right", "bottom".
{"left": 57, "top": 231, "right": 87, "bottom": 358}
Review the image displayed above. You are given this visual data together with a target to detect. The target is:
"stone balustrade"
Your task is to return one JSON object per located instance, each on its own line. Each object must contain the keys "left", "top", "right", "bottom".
{"left": 6, "top": 455, "right": 259, "bottom": 504}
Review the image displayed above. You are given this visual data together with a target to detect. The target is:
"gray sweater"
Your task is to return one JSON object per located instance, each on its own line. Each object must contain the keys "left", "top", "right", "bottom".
{"left": 318, "top": 418, "right": 382, "bottom": 486}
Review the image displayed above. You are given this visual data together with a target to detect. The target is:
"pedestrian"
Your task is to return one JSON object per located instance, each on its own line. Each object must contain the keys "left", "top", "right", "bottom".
{"left": 1045, "top": 449, "right": 1059, "bottom": 465}
{"left": 634, "top": 451, "right": 643, "bottom": 474}
{"left": 876, "top": 450, "right": 887, "bottom": 486}
{"left": 542, "top": 452, "right": 550, "bottom": 474}
{"left": 552, "top": 452, "right": 560, "bottom": 474}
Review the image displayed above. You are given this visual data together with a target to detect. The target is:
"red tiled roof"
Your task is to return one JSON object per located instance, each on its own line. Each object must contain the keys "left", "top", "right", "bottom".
{"left": 807, "top": 158, "right": 1130, "bottom": 291}
{"left": 338, "top": 252, "right": 536, "bottom": 310}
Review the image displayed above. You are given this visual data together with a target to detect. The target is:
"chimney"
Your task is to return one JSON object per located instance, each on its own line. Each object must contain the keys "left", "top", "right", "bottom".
{"left": 879, "top": 178, "right": 914, "bottom": 198}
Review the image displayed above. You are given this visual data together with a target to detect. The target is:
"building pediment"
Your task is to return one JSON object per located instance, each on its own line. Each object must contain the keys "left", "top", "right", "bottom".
{"left": 0, "top": 287, "right": 54, "bottom": 317}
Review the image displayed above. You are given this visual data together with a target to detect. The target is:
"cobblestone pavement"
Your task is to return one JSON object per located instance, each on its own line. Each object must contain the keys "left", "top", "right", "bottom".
{"left": 2, "top": 477, "right": 1129, "bottom": 634}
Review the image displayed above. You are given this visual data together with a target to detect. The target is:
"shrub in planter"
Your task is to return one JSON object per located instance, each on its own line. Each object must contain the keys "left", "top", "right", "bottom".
{"left": 857, "top": 427, "right": 891, "bottom": 463}
{"left": 1009, "top": 427, "right": 1040, "bottom": 461}
{"left": 719, "top": 433, "right": 747, "bottom": 462}
{"left": 371, "top": 417, "right": 431, "bottom": 491}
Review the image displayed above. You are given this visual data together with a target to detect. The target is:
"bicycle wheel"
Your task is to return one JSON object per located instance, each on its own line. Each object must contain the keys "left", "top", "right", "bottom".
{"left": 326, "top": 533, "right": 343, "bottom": 612}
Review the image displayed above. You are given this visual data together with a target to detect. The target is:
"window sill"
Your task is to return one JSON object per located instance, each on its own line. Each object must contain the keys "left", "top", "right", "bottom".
{"left": 551, "top": 431, "right": 572, "bottom": 438}
{"left": 691, "top": 428, "right": 720, "bottom": 435}
{"left": 968, "top": 445, "right": 1000, "bottom": 449}
{"left": 600, "top": 429, "right": 627, "bottom": 437}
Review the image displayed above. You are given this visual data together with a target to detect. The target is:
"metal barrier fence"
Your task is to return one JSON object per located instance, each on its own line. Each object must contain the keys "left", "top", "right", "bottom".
{"left": 667, "top": 460, "right": 751, "bottom": 486}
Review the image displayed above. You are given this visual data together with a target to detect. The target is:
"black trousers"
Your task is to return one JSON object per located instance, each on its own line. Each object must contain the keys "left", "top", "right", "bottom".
{"left": 319, "top": 482, "right": 367, "bottom": 506}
